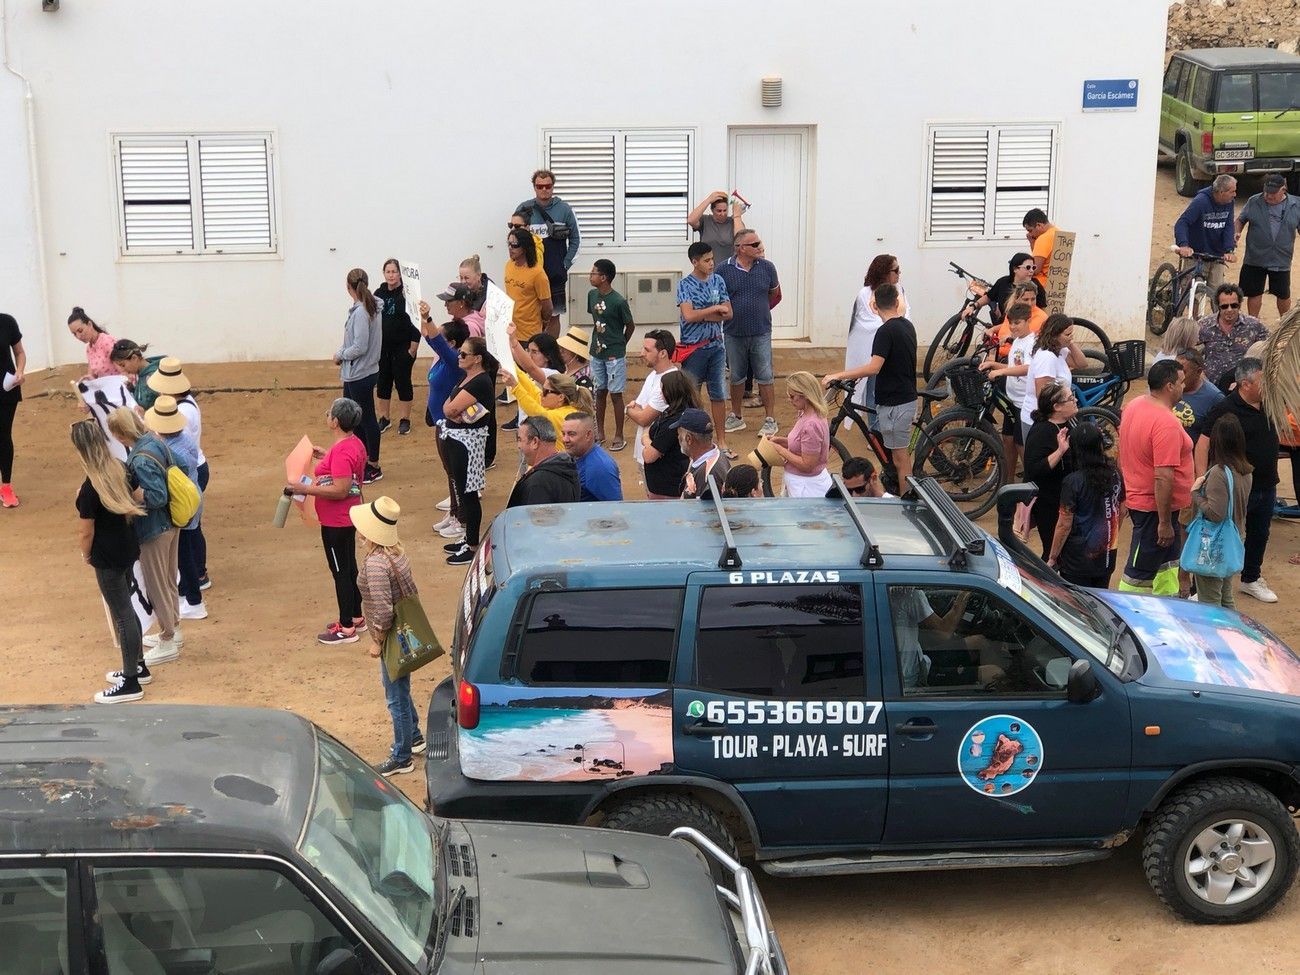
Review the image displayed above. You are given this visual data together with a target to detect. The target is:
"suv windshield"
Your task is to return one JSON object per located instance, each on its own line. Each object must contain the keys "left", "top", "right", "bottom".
{"left": 301, "top": 733, "right": 438, "bottom": 966}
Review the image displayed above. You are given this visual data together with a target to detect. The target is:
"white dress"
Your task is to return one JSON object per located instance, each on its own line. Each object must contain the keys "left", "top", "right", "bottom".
{"left": 845, "top": 285, "right": 910, "bottom": 409}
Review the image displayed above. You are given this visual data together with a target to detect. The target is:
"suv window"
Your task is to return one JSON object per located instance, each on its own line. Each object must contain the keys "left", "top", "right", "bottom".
{"left": 1163, "top": 58, "right": 1185, "bottom": 97}
{"left": 515, "top": 589, "right": 681, "bottom": 685}
{"left": 888, "top": 585, "right": 1071, "bottom": 697}
{"left": 695, "top": 584, "right": 865, "bottom": 698}
{"left": 1190, "top": 66, "right": 1213, "bottom": 112}
{"left": 1260, "top": 70, "right": 1300, "bottom": 112}
{"left": 0, "top": 867, "right": 67, "bottom": 974}
{"left": 1216, "top": 72, "right": 1255, "bottom": 113}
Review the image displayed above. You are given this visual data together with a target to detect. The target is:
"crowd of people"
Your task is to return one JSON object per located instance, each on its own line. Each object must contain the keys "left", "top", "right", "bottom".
{"left": 5, "top": 166, "right": 1297, "bottom": 775}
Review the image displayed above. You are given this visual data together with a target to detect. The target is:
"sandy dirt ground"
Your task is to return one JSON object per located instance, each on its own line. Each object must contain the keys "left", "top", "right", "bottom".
{"left": 6, "top": 165, "right": 1300, "bottom": 973}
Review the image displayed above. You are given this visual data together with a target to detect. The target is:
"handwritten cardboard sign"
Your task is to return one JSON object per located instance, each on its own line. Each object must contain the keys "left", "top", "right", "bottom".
{"left": 1045, "top": 230, "right": 1076, "bottom": 315}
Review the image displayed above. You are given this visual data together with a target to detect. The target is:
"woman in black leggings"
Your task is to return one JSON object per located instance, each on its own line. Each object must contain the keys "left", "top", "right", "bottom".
{"left": 374, "top": 258, "right": 420, "bottom": 436}
{"left": 439, "top": 337, "right": 498, "bottom": 566}
{"left": 0, "top": 313, "right": 25, "bottom": 509}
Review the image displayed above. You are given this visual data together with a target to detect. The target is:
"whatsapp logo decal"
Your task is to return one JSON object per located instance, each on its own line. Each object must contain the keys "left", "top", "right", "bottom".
{"left": 686, "top": 700, "right": 705, "bottom": 718}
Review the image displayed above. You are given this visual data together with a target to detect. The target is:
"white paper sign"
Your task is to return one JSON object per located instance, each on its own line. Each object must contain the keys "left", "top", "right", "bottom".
{"left": 76, "top": 375, "right": 139, "bottom": 462}
{"left": 483, "top": 281, "right": 515, "bottom": 371}
{"left": 400, "top": 261, "right": 422, "bottom": 350}
{"left": 2, "top": 372, "right": 17, "bottom": 392}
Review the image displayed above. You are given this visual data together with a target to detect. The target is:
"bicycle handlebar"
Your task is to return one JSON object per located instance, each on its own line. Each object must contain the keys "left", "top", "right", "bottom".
{"left": 1168, "top": 246, "right": 1226, "bottom": 263}
{"left": 827, "top": 378, "right": 857, "bottom": 393}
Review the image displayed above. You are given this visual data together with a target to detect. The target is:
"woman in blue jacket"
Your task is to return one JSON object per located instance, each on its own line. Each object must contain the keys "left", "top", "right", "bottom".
{"left": 335, "top": 268, "right": 383, "bottom": 484}
{"left": 419, "top": 298, "right": 469, "bottom": 538}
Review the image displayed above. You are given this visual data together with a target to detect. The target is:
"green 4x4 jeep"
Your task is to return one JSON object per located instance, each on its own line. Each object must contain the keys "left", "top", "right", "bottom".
{"left": 1160, "top": 47, "right": 1300, "bottom": 197}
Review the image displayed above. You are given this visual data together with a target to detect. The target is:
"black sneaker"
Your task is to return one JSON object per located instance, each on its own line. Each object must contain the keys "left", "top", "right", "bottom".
{"left": 95, "top": 677, "right": 144, "bottom": 704}
{"left": 500, "top": 416, "right": 520, "bottom": 432}
{"left": 378, "top": 417, "right": 392, "bottom": 435}
{"left": 376, "top": 756, "right": 415, "bottom": 777}
{"left": 398, "top": 419, "right": 411, "bottom": 436}
{"left": 104, "top": 662, "right": 152, "bottom": 685}
{"left": 411, "top": 734, "right": 427, "bottom": 755}
{"left": 496, "top": 389, "right": 510, "bottom": 404}
{"left": 446, "top": 544, "right": 474, "bottom": 565}
{"left": 443, "top": 540, "right": 467, "bottom": 553}
{"left": 363, "top": 465, "right": 383, "bottom": 484}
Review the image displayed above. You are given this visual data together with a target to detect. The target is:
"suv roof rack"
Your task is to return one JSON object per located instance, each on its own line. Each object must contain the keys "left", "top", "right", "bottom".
{"left": 705, "top": 471, "right": 742, "bottom": 569}
{"left": 830, "top": 473, "right": 883, "bottom": 568}
{"left": 907, "top": 476, "right": 985, "bottom": 568}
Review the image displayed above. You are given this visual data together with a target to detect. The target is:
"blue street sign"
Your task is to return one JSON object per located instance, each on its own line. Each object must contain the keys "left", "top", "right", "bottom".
{"left": 1082, "top": 78, "right": 1139, "bottom": 111}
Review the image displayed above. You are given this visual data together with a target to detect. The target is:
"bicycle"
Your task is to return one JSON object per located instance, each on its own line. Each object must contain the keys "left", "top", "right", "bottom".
{"left": 1147, "top": 249, "right": 1224, "bottom": 335}
{"left": 757, "top": 379, "right": 1005, "bottom": 518}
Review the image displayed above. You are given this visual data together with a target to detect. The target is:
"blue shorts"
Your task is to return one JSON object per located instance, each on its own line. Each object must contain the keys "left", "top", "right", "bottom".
{"left": 590, "top": 355, "right": 628, "bottom": 393}
{"left": 682, "top": 341, "right": 727, "bottom": 402}
{"left": 725, "top": 333, "right": 774, "bottom": 386}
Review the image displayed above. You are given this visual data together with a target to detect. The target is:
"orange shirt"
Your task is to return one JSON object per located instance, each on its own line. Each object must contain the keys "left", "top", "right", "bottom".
{"left": 995, "top": 306, "right": 1046, "bottom": 357}
{"left": 504, "top": 260, "right": 552, "bottom": 342}
{"left": 1118, "top": 394, "right": 1194, "bottom": 512}
{"left": 1032, "top": 225, "right": 1056, "bottom": 288}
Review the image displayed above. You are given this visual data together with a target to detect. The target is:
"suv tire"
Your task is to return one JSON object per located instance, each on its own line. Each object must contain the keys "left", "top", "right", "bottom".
{"left": 1175, "top": 144, "right": 1204, "bottom": 198}
{"left": 602, "top": 793, "right": 739, "bottom": 879}
{"left": 1142, "top": 776, "right": 1299, "bottom": 924}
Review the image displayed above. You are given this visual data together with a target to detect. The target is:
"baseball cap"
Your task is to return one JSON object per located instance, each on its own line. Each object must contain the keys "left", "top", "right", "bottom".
{"left": 1263, "top": 174, "right": 1287, "bottom": 192}
{"left": 670, "top": 408, "right": 714, "bottom": 436}
{"left": 436, "top": 282, "right": 471, "bottom": 302}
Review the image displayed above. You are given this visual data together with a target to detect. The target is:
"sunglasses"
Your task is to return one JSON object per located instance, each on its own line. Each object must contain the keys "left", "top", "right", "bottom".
{"left": 458, "top": 351, "right": 476, "bottom": 359}
{"left": 846, "top": 484, "right": 869, "bottom": 496}
{"left": 1055, "top": 393, "right": 1077, "bottom": 405}
{"left": 1219, "top": 302, "right": 1240, "bottom": 309}
{"left": 542, "top": 387, "right": 560, "bottom": 396}
{"left": 534, "top": 183, "right": 554, "bottom": 190}
{"left": 506, "top": 241, "right": 521, "bottom": 248}
{"left": 890, "top": 266, "right": 900, "bottom": 273}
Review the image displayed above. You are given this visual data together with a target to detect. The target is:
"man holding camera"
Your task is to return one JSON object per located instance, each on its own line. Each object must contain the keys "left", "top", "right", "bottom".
{"left": 518, "top": 169, "right": 581, "bottom": 337}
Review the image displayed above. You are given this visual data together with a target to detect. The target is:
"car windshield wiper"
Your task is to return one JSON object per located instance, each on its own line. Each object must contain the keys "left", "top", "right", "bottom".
{"left": 431, "top": 883, "right": 466, "bottom": 967}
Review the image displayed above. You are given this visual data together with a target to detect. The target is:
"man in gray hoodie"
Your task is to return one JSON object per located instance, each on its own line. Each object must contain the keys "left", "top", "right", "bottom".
{"left": 335, "top": 269, "right": 384, "bottom": 483}
{"left": 518, "top": 169, "right": 581, "bottom": 336}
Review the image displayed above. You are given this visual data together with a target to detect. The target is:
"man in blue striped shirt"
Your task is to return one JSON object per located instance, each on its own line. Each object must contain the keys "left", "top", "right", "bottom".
{"left": 677, "top": 242, "right": 735, "bottom": 456}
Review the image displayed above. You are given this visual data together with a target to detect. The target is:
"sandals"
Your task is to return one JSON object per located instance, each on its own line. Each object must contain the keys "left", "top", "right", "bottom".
{"left": 609, "top": 438, "right": 627, "bottom": 452}
{"left": 1288, "top": 553, "right": 1300, "bottom": 566}
{"left": 722, "top": 447, "right": 739, "bottom": 461}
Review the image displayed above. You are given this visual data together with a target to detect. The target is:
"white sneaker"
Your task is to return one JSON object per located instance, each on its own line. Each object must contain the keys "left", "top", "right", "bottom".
{"left": 438, "top": 518, "right": 464, "bottom": 539}
{"left": 433, "top": 513, "right": 455, "bottom": 532}
{"left": 1240, "top": 578, "right": 1279, "bottom": 603}
{"left": 180, "top": 601, "right": 208, "bottom": 620}
{"left": 143, "top": 628, "right": 183, "bottom": 648}
{"left": 436, "top": 496, "right": 452, "bottom": 512}
{"left": 759, "top": 417, "right": 779, "bottom": 438}
{"left": 724, "top": 413, "right": 747, "bottom": 433}
{"left": 143, "top": 638, "right": 181, "bottom": 666}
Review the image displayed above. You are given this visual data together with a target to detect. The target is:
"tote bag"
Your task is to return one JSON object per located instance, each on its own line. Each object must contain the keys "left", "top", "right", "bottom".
{"left": 1179, "top": 466, "right": 1245, "bottom": 578}
{"left": 380, "top": 554, "right": 445, "bottom": 681}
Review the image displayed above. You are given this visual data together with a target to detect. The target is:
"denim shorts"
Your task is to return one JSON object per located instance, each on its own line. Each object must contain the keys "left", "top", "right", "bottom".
{"left": 590, "top": 355, "right": 628, "bottom": 393}
{"left": 876, "top": 400, "right": 916, "bottom": 450}
{"left": 724, "top": 333, "right": 774, "bottom": 386}
{"left": 682, "top": 341, "right": 727, "bottom": 401}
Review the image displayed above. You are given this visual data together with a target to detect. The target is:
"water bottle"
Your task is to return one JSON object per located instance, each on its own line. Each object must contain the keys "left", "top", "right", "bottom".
{"left": 273, "top": 492, "right": 292, "bottom": 528}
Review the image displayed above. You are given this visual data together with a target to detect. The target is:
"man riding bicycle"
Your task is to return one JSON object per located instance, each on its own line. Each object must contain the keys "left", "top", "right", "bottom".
{"left": 1174, "top": 173, "right": 1238, "bottom": 291}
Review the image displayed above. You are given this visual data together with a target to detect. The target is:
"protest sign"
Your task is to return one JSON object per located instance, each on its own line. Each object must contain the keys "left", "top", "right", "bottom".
{"left": 483, "top": 281, "right": 515, "bottom": 370}
{"left": 400, "top": 261, "right": 423, "bottom": 340}
{"left": 76, "top": 375, "right": 138, "bottom": 462}
{"left": 1045, "top": 230, "right": 1076, "bottom": 315}
{"left": 102, "top": 560, "right": 158, "bottom": 647}
{"left": 284, "top": 435, "right": 318, "bottom": 524}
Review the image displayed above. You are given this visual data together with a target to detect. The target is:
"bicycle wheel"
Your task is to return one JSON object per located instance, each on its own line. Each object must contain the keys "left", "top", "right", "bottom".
{"left": 1070, "top": 317, "right": 1114, "bottom": 364}
{"left": 1147, "top": 263, "right": 1177, "bottom": 335}
{"left": 921, "top": 355, "right": 981, "bottom": 423}
{"left": 922, "top": 313, "right": 973, "bottom": 382}
{"left": 1075, "top": 406, "right": 1121, "bottom": 462}
{"left": 913, "top": 425, "right": 1005, "bottom": 519}
{"left": 922, "top": 405, "right": 998, "bottom": 443}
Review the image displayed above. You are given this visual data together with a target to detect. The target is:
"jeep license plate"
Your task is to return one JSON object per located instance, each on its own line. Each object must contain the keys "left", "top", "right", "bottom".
{"left": 1214, "top": 149, "right": 1254, "bottom": 160}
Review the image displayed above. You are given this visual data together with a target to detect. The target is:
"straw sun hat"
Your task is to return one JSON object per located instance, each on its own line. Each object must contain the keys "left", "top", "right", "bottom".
{"left": 556, "top": 326, "right": 590, "bottom": 361}
{"left": 147, "top": 356, "right": 192, "bottom": 395}
{"left": 143, "top": 395, "right": 187, "bottom": 435}
{"left": 747, "top": 435, "right": 785, "bottom": 470}
{"left": 350, "top": 496, "right": 401, "bottom": 548}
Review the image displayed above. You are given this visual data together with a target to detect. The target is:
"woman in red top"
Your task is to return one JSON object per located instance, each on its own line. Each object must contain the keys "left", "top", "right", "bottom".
{"left": 285, "top": 397, "right": 367, "bottom": 645}
{"left": 67, "top": 307, "right": 122, "bottom": 380}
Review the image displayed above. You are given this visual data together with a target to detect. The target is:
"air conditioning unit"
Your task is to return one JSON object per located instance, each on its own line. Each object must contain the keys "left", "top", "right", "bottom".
{"left": 566, "top": 270, "right": 627, "bottom": 320}
{"left": 624, "top": 271, "right": 682, "bottom": 326}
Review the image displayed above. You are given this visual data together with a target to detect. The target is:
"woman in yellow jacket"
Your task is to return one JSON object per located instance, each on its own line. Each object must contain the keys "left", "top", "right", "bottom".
{"left": 500, "top": 323, "right": 594, "bottom": 446}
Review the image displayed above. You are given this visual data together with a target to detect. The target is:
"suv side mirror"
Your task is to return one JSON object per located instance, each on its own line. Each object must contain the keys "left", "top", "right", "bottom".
{"left": 1067, "top": 659, "right": 1101, "bottom": 704}
{"left": 316, "top": 949, "right": 363, "bottom": 975}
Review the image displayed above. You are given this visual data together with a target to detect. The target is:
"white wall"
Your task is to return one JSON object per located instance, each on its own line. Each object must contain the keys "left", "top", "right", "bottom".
{"left": 0, "top": 0, "right": 1168, "bottom": 368}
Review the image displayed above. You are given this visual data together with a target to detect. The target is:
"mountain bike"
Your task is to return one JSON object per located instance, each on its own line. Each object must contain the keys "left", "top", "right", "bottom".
{"left": 1147, "top": 250, "right": 1223, "bottom": 335}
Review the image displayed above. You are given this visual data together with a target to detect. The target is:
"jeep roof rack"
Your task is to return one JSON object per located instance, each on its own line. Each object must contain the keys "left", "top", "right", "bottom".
{"left": 830, "top": 473, "right": 883, "bottom": 568}
{"left": 907, "top": 476, "right": 985, "bottom": 568}
{"left": 705, "top": 471, "right": 742, "bottom": 570}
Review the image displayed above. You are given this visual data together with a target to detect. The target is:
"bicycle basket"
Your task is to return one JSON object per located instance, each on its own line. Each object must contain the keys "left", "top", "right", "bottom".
{"left": 947, "top": 366, "right": 991, "bottom": 410}
{"left": 1108, "top": 340, "right": 1147, "bottom": 382}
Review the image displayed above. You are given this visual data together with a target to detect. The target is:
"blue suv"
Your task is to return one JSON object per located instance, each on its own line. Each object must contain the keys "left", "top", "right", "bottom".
{"left": 426, "top": 479, "right": 1300, "bottom": 924}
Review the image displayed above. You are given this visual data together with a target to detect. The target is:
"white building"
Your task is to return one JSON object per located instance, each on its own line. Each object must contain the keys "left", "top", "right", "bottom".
{"left": 0, "top": 0, "right": 1168, "bottom": 372}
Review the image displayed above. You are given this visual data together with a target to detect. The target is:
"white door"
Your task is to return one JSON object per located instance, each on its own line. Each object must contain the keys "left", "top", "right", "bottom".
{"left": 728, "top": 127, "right": 811, "bottom": 340}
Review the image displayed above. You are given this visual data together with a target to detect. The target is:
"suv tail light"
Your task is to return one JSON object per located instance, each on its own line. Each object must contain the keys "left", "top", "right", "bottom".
{"left": 1201, "top": 131, "right": 1214, "bottom": 155}
{"left": 457, "top": 680, "right": 480, "bottom": 729}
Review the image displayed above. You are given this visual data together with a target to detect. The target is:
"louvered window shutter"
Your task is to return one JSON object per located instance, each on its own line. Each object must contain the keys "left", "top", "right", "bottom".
{"left": 623, "top": 133, "right": 690, "bottom": 241}
{"left": 928, "top": 129, "right": 989, "bottom": 240}
{"left": 119, "top": 142, "right": 194, "bottom": 250}
{"left": 548, "top": 134, "right": 615, "bottom": 241}
{"left": 993, "top": 127, "right": 1053, "bottom": 237}
{"left": 198, "top": 138, "right": 274, "bottom": 250}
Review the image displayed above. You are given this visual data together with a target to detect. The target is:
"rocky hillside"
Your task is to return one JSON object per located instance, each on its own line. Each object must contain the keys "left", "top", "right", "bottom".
{"left": 1167, "top": 0, "right": 1300, "bottom": 55}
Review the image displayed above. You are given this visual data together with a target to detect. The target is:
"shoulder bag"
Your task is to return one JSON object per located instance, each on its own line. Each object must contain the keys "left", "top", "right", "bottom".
{"left": 1179, "top": 465, "right": 1245, "bottom": 578}
{"left": 380, "top": 553, "right": 445, "bottom": 681}
{"left": 137, "top": 444, "right": 201, "bottom": 528}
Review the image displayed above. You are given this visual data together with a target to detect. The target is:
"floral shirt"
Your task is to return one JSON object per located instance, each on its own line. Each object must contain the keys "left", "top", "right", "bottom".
{"left": 86, "top": 332, "right": 123, "bottom": 379}
{"left": 1197, "top": 313, "right": 1268, "bottom": 386}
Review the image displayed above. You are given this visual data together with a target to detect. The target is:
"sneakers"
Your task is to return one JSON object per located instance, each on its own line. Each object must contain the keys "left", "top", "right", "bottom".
{"left": 742, "top": 395, "right": 762, "bottom": 409}
{"left": 398, "top": 419, "right": 411, "bottom": 436}
{"left": 724, "top": 412, "right": 747, "bottom": 433}
{"left": 411, "top": 734, "right": 427, "bottom": 755}
{"left": 318, "top": 623, "right": 359, "bottom": 645}
{"left": 105, "top": 662, "right": 152, "bottom": 685}
{"left": 352, "top": 616, "right": 367, "bottom": 633}
{"left": 143, "top": 638, "right": 181, "bottom": 666}
{"left": 446, "top": 543, "right": 475, "bottom": 565}
{"left": 363, "top": 465, "right": 383, "bottom": 484}
{"left": 378, "top": 417, "right": 392, "bottom": 435}
{"left": 501, "top": 416, "right": 520, "bottom": 432}
{"left": 438, "top": 518, "right": 464, "bottom": 539}
{"left": 759, "top": 417, "right": 779, "bottom": 438}
{"left": 443, "top": 540, "right": 468, "bottom": 554}
{"left": 0, "top": 484, "right": 18, "bottom": 508}
{"left": 436, "top": 496, "right": 452, "bottom": 512}
{"left": 1240, "top": 578, "right": 1279, "bottom": 603}
{"left": 94, "top": 677, "right": 143, "bottom": 704}
{"left": 198, "top": 575, "right": 212, "bottom": 591}
{"left": 376, "top": 756, "right": 415, "bottom": 777}
{"left": 433, "top": 513, "right": 455, "bottom": 532}
{"left": 180, "top": 600, "right": 208, "bottom": 621}
{"left": 144, "top": 628, "right": 183, "bottom": 649}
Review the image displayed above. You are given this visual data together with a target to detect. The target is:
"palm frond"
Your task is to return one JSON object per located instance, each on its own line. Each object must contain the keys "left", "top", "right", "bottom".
{"left": 1261, "top": 304, "right": 1300, "bottom": 437}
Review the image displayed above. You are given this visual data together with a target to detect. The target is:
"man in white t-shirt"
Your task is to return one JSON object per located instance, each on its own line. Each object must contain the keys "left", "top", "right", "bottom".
{"left": 625, "top": 329, "right": 678, "bottom": 476}
{"left": 980, "top": 302, "right": 1035, "bottom": 477}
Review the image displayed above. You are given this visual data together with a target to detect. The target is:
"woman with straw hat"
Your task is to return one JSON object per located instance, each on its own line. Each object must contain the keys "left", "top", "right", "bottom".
{"left": 147, "top": 358, "right": 212, "bottom": 593}
{"left": 143, "top": 395, "right": 205, "bottom": 620}
{"left": 556, "top": 326, "right": 593, "bottom": 389}
{"left": 351, "top": 495, "right": 425, "bottom": 776}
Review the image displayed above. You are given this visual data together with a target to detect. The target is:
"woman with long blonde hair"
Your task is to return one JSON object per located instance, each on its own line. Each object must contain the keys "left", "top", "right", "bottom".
{"left": 71, "top": 419, "right": 148, "bottom": 703}
{"left": 767, "top": 371, "right": 833, "bottom": 497}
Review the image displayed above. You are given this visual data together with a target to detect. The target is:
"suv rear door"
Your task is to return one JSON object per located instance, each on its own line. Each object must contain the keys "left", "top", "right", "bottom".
{"left": 1211, "top": 69, "right": 1259, "bottom": 163}
{"left": 1257, "top": 68, "right": 1300, "bottom": 163}
{"left": 671, "top": 571, "right": 888, "bottom": 849}
{"left": 1160, "top": 56, "right": 1191, "bottom": 149}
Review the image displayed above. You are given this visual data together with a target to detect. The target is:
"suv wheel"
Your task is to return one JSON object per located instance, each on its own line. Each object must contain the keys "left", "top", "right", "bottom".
{"left": 1142, "top": 776, "right": 1299, "bottom": 923}
{"left": 1175, "top": 144, "right": 1203, "bottom": 198}
{"left": 602, "top": 793, "right": 739, "bottom": 879}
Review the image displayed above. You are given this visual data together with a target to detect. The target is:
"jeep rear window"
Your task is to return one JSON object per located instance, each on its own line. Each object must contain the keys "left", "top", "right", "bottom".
{"left": 694, "top": 584, "right": 866, "bottom": 699}
{"left": 1260, "top": 71, "right": 1300, "bottom": 112}
{"left": 1215, "top": 72, "right": 1255, "bottom": 113}
{"left": 510, "top": 588, "right": 681, "bottom": 686}
{"left": 1163, "top": 59, "right": 1185, "bottom": 97}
